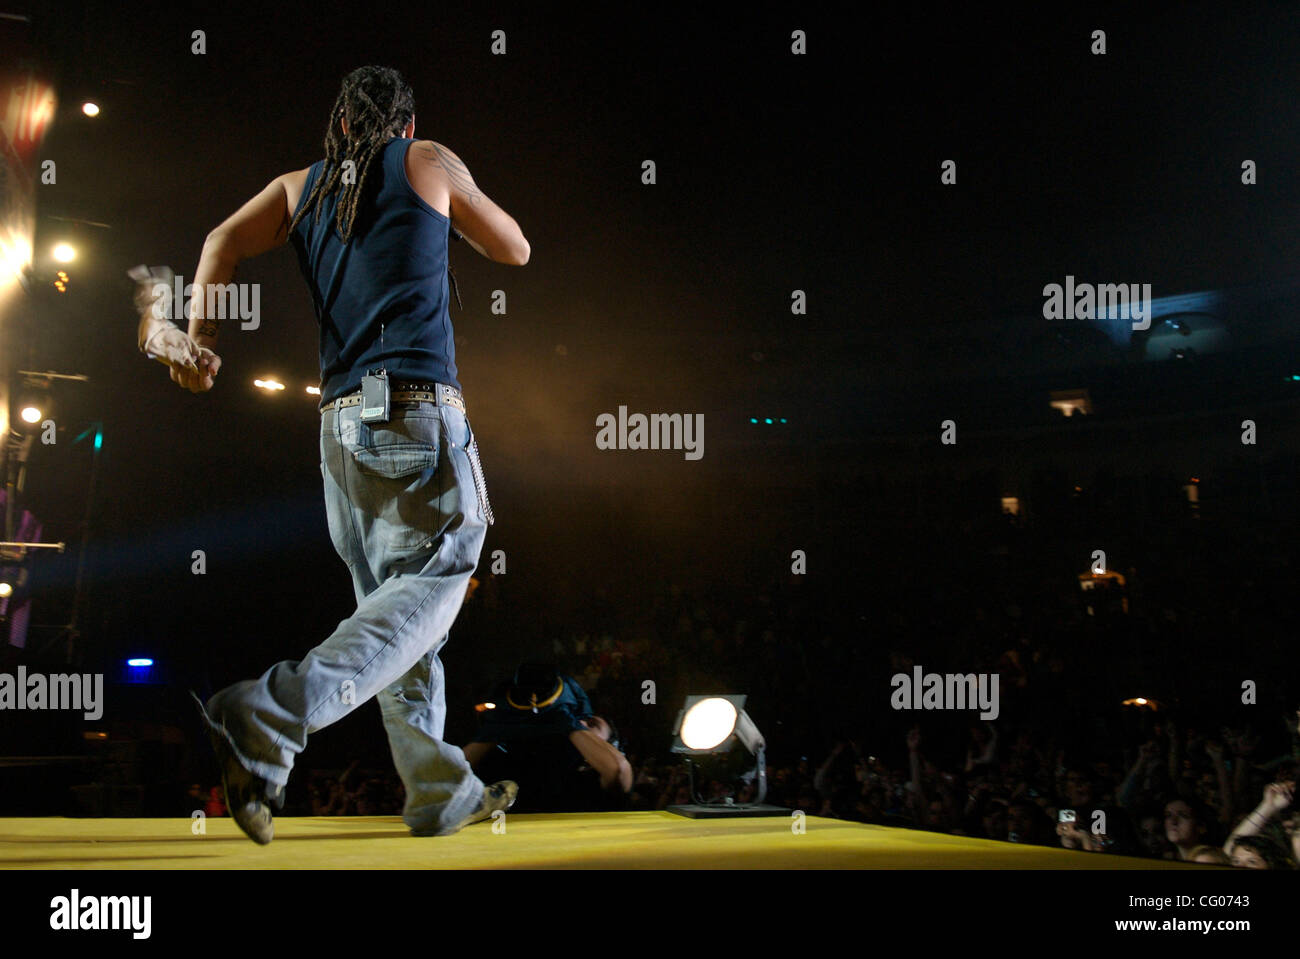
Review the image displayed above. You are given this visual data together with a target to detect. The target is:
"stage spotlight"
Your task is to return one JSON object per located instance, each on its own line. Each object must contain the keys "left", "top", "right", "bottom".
{"left": 81, "top": 101, "right": 100, "bottom": 117}
{"left": 0, "top": 582, "right": 12, "bottom": 598}
{"left": 16, "top": 379, "right": 53, "bottom": 432}
{"left": 305, "top": 385, "right": 320, "bottom": 395}
{"left": 254, "top": 378, "right": 285, "bottom": 391}
{"left": 52, "top": 242, "right": 76, "bottom": 263}
{"left": 680, "top": 696, "right": 740, "bottom": 750}
{"left": 12, "top": 374, "right": 60, "bottom": 443}
{"left": 667, "top": 694, "right": 785, "bottom": 818}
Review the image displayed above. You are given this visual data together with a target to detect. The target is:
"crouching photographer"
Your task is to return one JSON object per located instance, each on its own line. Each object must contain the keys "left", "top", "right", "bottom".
{"left": 462, "top": 663, "right": 632, "bottom": 813}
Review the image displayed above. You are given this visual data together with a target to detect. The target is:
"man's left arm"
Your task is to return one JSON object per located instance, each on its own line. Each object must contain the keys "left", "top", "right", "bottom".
{"left": 172, "top": 173, "right": 297, "bottom": 391}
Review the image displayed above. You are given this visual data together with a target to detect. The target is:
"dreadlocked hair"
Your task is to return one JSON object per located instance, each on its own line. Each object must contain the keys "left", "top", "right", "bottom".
{"left": 289, "top": 65, "right": 415, "bottom": 242}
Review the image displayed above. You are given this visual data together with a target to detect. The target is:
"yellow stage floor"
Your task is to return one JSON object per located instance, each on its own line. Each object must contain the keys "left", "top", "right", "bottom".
{"left": 0, "top": 813, "right": 1197, "bottom": 869}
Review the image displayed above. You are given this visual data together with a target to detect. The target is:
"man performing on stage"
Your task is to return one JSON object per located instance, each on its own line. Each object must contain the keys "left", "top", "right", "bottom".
{"left": 136, "top": 65, "right": 529, "bottom": 843}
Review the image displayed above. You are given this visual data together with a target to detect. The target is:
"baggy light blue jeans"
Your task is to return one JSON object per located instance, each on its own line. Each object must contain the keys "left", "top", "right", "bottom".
{"left": 204, "top": 398, "right": 492, "bottom": 834}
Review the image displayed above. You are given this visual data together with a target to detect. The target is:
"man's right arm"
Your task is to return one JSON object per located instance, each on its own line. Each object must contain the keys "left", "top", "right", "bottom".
{"left": 407, "top": 140, "right": 530, "bottom": 265}
{"left": 568, "top": 729, "right": 633, "bottom": 794}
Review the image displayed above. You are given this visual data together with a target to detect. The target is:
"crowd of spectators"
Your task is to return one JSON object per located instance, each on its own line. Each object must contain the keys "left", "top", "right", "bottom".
{"left": 634, "top": 717, "right": 1296, "bottom": 869}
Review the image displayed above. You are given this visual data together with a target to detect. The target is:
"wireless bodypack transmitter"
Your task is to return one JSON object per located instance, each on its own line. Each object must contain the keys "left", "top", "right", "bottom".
{"left": 360, "top": 323, "right": 391, "bottom": 423}
{"left": 359, "top": 370, "right": 390, "bottom": 423}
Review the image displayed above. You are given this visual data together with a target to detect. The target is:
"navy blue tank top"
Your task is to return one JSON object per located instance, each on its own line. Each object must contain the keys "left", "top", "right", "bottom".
{"left": 289, "top": 137, "right": 460, "bottom": 406}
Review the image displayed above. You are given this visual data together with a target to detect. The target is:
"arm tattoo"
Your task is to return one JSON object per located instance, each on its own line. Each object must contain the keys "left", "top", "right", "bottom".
{"left": 418, "top": 141, "right": 484, "bottom": 206}
{"left": 198, "top": 318, "right": 221, "bottom": 339}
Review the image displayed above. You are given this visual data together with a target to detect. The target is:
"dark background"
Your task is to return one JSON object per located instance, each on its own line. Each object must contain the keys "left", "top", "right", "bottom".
{"left": 3, "top": 1, "right": 1298, "bottom": 810}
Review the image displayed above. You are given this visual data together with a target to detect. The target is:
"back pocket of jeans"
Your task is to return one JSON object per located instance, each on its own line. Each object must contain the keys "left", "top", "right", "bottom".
{"left": 350, "top": 435, "right": 446, "bottom": 553}
{"left": 352, "top": 442, "right": 438, "bottom": 479}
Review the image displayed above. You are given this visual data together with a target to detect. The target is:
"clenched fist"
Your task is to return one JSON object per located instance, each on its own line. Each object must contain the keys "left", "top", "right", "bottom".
{"left": 169, "top": 346, "right": 222, "bottom": 393}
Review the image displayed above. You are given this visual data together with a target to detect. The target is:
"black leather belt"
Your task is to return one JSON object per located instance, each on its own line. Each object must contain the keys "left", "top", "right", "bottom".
{"left": 322, "top": 382, "right": 465, "bottom": 414}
